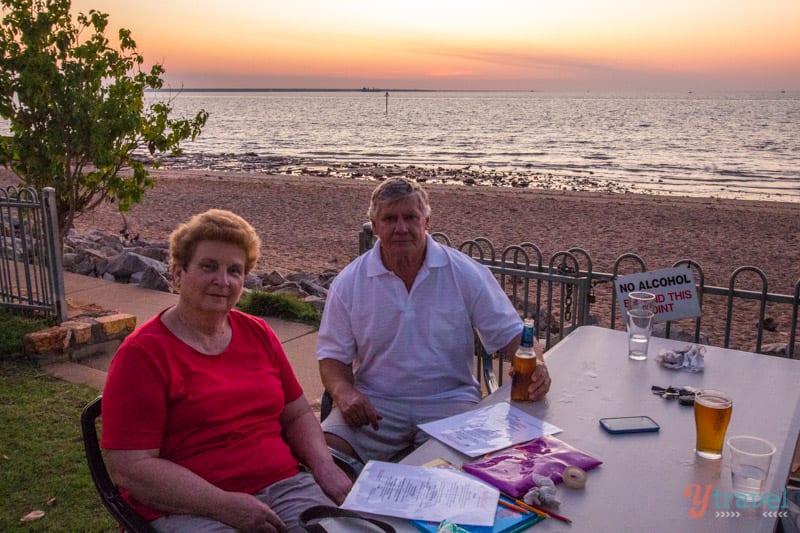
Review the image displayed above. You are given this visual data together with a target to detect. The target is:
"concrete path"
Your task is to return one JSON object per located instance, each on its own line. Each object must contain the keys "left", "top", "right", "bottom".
{"left": 47, "top": 272, "right": 325, "bottom": 408}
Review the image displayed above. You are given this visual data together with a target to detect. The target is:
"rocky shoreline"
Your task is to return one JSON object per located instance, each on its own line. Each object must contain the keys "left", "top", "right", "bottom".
{"left": 161, "top": 154, "right": 635, "bottom": 195}
{"left": 63, "top": 229, "right": 336, "bottom": 313}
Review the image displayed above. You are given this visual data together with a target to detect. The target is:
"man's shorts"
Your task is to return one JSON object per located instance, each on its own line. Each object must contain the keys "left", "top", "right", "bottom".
{"left": 322, "top": 394, "right": 477, "bottom": 462}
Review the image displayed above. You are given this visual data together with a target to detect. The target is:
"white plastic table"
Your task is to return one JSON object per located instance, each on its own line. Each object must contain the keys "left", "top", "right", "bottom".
{"left": 396, "top": 325, "right": 800, "bottom": 532}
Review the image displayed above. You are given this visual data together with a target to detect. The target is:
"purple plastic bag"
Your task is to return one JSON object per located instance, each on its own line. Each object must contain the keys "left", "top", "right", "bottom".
{"left": 461, "top": 435, "right": 602, "bottom": 498}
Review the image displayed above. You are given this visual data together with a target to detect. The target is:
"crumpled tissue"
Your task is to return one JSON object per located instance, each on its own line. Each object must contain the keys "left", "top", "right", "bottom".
{"left": 523, "top": 474, "right": 560, "bottom": 508}
{"left": 656, "top": 343, "right": 705, "bottom": 372}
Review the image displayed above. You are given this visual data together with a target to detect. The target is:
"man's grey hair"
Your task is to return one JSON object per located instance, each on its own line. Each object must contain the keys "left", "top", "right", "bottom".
{"left": 367, "top": 177, "right": 431, "bottom": 220}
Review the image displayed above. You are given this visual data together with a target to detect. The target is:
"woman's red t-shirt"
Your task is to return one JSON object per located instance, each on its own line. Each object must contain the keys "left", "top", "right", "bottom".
{"left": 101, "top": 309, "right": 304, "bottom": 520}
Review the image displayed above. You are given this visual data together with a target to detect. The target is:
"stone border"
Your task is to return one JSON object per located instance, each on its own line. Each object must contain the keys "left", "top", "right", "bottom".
{"left": 24, "top": 312, "right": 136, "bottom": 363}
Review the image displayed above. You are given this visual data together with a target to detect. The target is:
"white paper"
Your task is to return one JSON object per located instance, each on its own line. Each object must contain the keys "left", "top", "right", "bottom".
{"left": 340, "top": 460, "right": 498, "bottom": 526}
{"left": 418, "top": 402, "right": 562, "bottom": 457}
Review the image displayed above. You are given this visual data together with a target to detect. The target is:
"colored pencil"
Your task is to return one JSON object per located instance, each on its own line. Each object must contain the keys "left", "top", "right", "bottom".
{"left": 500, "top": 492, "right": 572, "bottom": 525}
{"left": 499, "top": 494, "right": 547, "bottom": 519}
{"left": 498, "top": 498, "right": 531, "bottom": 515}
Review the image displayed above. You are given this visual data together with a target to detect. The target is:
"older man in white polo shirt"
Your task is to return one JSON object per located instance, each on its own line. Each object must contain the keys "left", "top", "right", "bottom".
{"left": 317, "top": 177, "right": 551, "bottom": 463}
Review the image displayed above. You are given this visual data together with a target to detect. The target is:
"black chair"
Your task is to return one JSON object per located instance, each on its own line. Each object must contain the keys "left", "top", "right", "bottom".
{"left": 474, "top": 338, "right": 501, "bottom": 395}
{"left": 81, "top": 395, "right": 363, "bottom": 531}
{"left": 80, "top": 396, "right": 156, "bottom": 533}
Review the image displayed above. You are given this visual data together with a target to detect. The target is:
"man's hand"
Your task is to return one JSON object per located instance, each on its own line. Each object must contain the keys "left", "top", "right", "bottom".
{"left": 527, "top": 363, "right": 551, "bottom": 401}
{"left": 507, "top": 363, "right": 551, "bottom": 401}
{"left": 506, "top": 336, "right": 552, "bottom": 402}
{"left": 336, "top": 388, "right": 382, "bottom": 429}
{"left": 320, "top": 359, "right": 382, "bottom": 429}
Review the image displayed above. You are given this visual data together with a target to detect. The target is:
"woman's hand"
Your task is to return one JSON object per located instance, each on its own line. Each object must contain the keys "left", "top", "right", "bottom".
{"left": 217, "top": 491, "right": 286, "bottom": 532}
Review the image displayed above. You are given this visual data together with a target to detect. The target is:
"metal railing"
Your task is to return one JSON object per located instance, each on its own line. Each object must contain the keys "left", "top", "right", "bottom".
{"left": 1, "top": 186, "right": 67, "bottom": 322}
{"left": 358, "top": 224, "right": 799, "bottom": 367}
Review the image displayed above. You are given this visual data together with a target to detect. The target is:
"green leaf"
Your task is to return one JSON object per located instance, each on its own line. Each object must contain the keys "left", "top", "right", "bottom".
{"left": 0, "top": 0, "right": 206, "bottom": 243}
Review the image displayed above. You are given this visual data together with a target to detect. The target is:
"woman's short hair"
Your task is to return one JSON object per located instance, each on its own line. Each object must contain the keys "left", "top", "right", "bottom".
{"left": 367, "top": 177, "right": 431, "bottom": 220}
{"left": 169, "top": 209, "right": 261, "bottom": 274}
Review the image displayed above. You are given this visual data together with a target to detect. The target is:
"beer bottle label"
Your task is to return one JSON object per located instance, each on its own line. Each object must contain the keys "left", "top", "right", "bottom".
{"left": 521, "top": 319, "right": 535, "bottom": 348}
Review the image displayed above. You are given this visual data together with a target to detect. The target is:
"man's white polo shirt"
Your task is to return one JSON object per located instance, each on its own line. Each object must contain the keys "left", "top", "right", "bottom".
{"left": 317, "top": 234, "right": 521, "bottom": 403}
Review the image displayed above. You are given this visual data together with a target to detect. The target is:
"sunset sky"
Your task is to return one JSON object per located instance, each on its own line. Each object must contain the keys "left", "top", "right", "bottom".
{"left": 70, "top": 0, "right": 800, "bottom": 91}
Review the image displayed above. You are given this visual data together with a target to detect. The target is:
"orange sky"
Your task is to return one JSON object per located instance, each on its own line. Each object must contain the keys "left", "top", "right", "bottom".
{"left": 70, "top": 0, "right": 800, "bottom": 91}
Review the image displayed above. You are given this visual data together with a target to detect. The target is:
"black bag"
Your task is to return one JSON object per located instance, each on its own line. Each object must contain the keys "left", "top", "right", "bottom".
{"left": 299, "top": 505, "right": 395, "bottom": 532}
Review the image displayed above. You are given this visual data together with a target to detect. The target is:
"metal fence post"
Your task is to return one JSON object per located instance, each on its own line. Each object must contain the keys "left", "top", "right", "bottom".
{"left": 42, "top": 187, "right": 67, "bottom": 323}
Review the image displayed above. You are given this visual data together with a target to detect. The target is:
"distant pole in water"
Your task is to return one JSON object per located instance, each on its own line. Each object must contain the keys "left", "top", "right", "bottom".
{"left": 385, "top": 91, "right": 389, "bottom": 114}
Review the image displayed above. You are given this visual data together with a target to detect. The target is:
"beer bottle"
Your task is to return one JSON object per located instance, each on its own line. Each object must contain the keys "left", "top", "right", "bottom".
{"left": 511, "top": 318, "right": 537, "bottom": 402}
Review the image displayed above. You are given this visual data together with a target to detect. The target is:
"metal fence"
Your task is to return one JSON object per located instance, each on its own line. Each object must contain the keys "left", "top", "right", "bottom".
{"left": 358, "top": 224, "right": 800, "bottom": 366}
{"left": 1, "top": 186, "right": 67, "bottom": 323}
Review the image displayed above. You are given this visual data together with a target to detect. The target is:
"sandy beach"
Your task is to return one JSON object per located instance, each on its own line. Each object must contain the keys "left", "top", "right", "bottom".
{"left": 2, "top": 167, "right": 798, "bottom": 351}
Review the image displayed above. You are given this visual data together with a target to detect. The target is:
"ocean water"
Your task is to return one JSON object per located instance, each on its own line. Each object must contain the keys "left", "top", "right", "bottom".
{"left": 163, "top": 90, "right": 799, "bottom": 202}
{"left": 7, "top": 90, "right": 800, "bottom": 202}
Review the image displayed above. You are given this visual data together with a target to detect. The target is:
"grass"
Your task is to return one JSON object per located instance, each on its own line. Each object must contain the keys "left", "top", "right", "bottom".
{"left": 1, "top": 310, "right": 114, "bottom": 531}
{"left": 237, "top": 290, "right": 321, "bottom": 327}
{"left": 0, "top": 310, "right": 51, "bottom": 357}
{"left": 0, "top": 357, "right": 115, "bottom": 532}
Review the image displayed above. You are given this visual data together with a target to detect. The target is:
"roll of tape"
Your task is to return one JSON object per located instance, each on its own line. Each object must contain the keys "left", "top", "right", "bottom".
{"left": 562, "top": 466, "right": 588, "bottom": 489}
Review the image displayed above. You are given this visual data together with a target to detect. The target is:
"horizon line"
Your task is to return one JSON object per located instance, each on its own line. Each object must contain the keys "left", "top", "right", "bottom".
{"left": 153, "top": 87, "right": 796, "bottom": 94}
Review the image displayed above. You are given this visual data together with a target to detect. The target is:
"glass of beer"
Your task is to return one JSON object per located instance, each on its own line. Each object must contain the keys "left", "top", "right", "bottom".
{"left": 694, "top": 389, "right": 733, "bottom": 459}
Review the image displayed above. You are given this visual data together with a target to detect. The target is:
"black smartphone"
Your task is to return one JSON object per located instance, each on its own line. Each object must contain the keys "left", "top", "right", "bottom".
{"left": 599, "top": 416, "right": 660, "bottom": 434}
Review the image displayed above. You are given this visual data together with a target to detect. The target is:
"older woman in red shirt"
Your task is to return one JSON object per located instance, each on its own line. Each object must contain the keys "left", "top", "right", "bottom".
{"left": 101, "top": 209, "right": 351, "bottom": 532}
